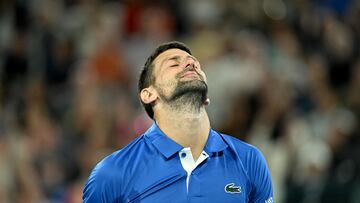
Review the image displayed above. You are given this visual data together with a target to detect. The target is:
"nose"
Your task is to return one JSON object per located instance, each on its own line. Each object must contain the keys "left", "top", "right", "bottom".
{"left": 184, "top": 57, "right": 196, "bottom": 70}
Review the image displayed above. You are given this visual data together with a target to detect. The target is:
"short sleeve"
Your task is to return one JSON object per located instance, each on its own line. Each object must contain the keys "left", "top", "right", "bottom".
{"left": 247, "top": 147, "right": 274, "bottom": 203}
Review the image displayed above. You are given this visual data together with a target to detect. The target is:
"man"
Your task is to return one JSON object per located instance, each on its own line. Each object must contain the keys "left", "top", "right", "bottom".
{"left": 83, "top": 41, "right": 274, "bottom": 203}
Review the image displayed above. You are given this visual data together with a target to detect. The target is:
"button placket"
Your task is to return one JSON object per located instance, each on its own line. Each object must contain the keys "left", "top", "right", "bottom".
{"left": 181, "top": 152, "right": 187, "bottom": 158}
{"left": 179, "top": 148, "right": 209, "bottom": 194}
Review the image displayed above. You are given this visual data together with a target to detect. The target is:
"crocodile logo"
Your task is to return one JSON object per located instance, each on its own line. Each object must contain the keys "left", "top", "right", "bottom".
{"left": 224, "top": 183, "right": 241, "bottom": 193}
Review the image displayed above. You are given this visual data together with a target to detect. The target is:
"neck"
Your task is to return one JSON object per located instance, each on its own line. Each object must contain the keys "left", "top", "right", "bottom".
{"left": 154, "top": 104, "right": 210, "bottom": 161}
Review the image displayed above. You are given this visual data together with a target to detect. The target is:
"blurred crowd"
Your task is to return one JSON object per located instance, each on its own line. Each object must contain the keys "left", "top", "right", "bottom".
{"left": 0, "top": 0, "right": 359, "bottom": 202}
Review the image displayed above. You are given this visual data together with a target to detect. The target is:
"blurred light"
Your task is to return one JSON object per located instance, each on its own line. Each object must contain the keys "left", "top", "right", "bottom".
{"left": 263, "top": 0, "right": 287, "bottom": 20}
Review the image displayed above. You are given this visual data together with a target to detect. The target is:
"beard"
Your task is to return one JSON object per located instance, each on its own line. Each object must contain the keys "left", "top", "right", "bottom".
{"left": 156, "top": 79, "right": 208, "bottom": 113}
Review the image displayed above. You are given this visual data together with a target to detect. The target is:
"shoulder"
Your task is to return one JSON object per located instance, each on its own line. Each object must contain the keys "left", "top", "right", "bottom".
{"left": 219, "top": 133, "right": 270, "bottom": 179}
{"left": 220, "top": 133, "right": 264, "bottom": 160}
{"left": 89, "top": 134, "right": 148, "bottom": 178}
{"left": 83, "top": 135, "right": 148, "bottom": 202}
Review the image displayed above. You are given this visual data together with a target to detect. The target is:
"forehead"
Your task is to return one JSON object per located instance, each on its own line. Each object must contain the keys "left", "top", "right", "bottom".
{"left": 153, "top": 48, "right": 191, "bottom": 66}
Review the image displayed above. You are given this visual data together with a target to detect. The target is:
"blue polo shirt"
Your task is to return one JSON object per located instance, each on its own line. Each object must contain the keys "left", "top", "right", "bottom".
{"left": 83, "top": 123, "right": 274, "bottom": 203}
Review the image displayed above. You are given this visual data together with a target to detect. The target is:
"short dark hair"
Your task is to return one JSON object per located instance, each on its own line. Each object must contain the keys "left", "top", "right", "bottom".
{"left": 138, "top": 41, "right": 192, "bottom": 119}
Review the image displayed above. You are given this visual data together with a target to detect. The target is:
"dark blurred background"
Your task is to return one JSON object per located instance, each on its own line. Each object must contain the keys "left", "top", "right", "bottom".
{"left": 0, "top": 0, "right": 359, "bottom": 202}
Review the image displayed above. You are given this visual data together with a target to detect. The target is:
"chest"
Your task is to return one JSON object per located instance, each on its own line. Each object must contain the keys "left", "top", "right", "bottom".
{"left": 124, "top": 154, "right": 250, "bottom": 203}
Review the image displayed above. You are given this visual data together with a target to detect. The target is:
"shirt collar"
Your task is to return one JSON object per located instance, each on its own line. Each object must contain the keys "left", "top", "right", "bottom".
{"left": 204, "top": 129, "right": 228, "bottom": 155}
{"left": 145, "top": 123, "right": 183, "bottom": 159}
{"left": 144, "top": 122, "right": 228, "bottom": 159}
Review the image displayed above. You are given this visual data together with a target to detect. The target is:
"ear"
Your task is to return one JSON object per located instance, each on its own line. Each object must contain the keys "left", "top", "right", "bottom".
{"left": 204, "top": 98, "right": 210, "bottom": 106}
{"left": 140, "top": 87, "right": 158, "bottom": 104}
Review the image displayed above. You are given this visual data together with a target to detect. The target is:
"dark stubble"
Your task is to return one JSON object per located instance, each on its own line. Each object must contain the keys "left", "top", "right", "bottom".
{"left": 156, "top": 71, "right": 208, "bottom": 113}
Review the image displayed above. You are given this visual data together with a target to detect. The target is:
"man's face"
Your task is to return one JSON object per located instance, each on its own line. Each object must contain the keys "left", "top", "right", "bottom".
{"left": 152, "top": 48, "right": 208, "bottom": 103}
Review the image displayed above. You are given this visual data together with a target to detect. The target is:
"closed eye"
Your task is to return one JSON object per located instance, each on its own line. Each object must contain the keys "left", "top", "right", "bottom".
{"left": 169, "top": 64, "right": 179, "bottom": 67}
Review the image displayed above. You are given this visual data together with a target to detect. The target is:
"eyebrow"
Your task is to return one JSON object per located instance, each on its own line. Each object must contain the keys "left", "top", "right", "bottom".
{"left": 160, "top": 55, "right": 181, "bottom": 67}
{"left": 160, "top": 55, "right": 197, "bottom": 67}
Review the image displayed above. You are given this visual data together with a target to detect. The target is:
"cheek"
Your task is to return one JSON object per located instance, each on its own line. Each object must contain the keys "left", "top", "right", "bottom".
{"left": 160, "top": 70, "right": 179, "bottom": 83}
{"left": 155, "top": 74, "right": 177, "bottom": 90}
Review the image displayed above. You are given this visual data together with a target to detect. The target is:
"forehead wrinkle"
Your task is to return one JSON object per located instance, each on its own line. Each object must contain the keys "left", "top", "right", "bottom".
{"left": 161, "top": 54, "right": 197, "bottom": 68}
{"left": 154, "top": 49, "right": 195, "bottom": 75}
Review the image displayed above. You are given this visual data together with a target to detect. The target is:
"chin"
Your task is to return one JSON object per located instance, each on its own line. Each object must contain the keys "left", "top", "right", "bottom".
{"left": 179, "top": 80, "right": 206, "bottom": 90}
{"left": 170, "top": 80, "right": 208, "bottom": 101}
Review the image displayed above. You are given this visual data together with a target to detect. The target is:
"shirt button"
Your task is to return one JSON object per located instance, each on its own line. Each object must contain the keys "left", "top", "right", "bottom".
{"left": 181, "top": 153, "right": 186, "bottom": 158}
